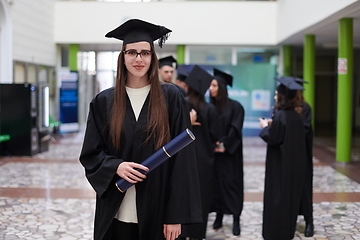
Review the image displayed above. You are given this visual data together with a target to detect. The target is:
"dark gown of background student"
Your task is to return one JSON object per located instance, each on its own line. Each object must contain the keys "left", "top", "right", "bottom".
{"left": 298, "top": 101, "right": 314, "bottom": 218}
{"left": 79, "top": 84, "right": 202, "bottom": 240}
{"left": 159, "top": 55, "right": 186, "bottom": 96}
{"left": 259, "top": 108, "right": 307, "bottom": 240}
{"left": 210, "top": 99, "right": 245, "bottom": 217}
{"left": 174, "top": 84, "right": 186, "bottom": 96}
{"left": 181, "top": 101, "right": 220, "bottom": 239}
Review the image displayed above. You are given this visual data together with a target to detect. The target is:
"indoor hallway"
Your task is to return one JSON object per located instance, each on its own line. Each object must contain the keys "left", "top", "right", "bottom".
{"left": 1, "top": 132, "right": 360, "bottom": 240}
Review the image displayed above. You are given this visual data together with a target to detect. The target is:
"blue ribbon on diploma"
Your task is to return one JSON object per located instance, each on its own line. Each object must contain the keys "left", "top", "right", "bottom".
{"left": 115, "top": 128, "right": 196, "bottom": 192}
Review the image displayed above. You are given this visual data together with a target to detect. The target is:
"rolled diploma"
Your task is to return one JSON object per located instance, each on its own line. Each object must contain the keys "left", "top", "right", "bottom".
{"left": 115, "top": 128, "right": 195, "bottom": 192}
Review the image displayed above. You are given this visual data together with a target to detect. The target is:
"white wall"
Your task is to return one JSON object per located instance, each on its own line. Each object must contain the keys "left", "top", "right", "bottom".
{"left": 54, "top": 1, "right": 278, "bottom": 46}
{"left": 11, "top": 0, "right": 56, "bottom": 66}
{"left": 277, "top": 0, "right": 357, "bottom": 43}
{"left": 6, "top": 0, "right": 360, "bottom": 66}
{"left": 0, "top": 0, "right": 12, "bottom": 83}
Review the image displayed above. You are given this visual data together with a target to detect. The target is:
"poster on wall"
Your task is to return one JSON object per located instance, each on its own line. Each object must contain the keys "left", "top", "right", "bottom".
{"left": 59, "top": 70, "right": 79, "bottom": 133}
{"left": 338, "top": 58, "right": 347, "bottom": 74}
{"left": 178, "top": 64, "right": 277, "bottom": 137}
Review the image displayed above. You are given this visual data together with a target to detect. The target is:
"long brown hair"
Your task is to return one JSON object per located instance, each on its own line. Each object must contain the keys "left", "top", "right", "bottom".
{"left": 210, "top": 79, "right": 228, "bottom": 113}
{"left": 187, "top": 88, "right": 205, "bottom": 112}
{"left": 294, "top": 90, "right": 304, "bottom": 115}
{"left": 275, "top": 90, "right": 301, "bottom": 111}
{"left": 110, "top": 43, "right": 170, "bottom": 150}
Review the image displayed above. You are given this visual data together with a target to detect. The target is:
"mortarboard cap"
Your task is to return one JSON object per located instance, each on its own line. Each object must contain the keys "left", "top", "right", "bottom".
{"left": 105, "top": 19, "right": 171, "bottom": 48}
{"left": 275, "top": 77, "right": 304, "bottom": 100}
{"left": 176, "top": 69, "right": 189, "bottom": 82}
{"left": 159, "top": 56, "right": 177, "bottom": 68}
{"left": 184, "top": 65, "right": 213, "bottom": 95}
{"left": 275, "top": 77, "right": 305, "bottom": 90}
{"left": 214, "top": 68, "right": 233, "bottom": 87}
{"left": 278, "top": 76, "right": 308, "bottom": 84}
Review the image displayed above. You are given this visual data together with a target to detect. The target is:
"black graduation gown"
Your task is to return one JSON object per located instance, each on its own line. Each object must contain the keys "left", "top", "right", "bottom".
{"left": 180, "top": 102, "right": 220, "bottom": 239}
{"left": 210, "top": 99, "right": 245, "bottom": 216}
{"left": 79, "top": 83, "right": 202, "bottom": 240}
{"left": 174, "top": 84, "right": 186, "bottom": 97}
{"left": 259, "top": 109, "right": 307, "bottom": 240}
{"left": 299, "top": 101, "right": 314, "bottom": 217}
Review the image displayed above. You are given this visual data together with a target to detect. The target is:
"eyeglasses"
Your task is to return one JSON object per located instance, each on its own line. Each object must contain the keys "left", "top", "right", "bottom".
{"left": 123, "top": 50, "right": 153, "bottom": 60}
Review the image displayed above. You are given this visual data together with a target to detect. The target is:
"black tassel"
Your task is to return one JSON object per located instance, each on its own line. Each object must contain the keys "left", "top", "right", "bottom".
{"left": 158, "top": 26, "right": 171, "bottom": 48}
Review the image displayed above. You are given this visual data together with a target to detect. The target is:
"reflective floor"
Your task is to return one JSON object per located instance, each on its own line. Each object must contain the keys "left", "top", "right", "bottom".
{"left": 1, "top": 132, "right": 360, "bottom": 240}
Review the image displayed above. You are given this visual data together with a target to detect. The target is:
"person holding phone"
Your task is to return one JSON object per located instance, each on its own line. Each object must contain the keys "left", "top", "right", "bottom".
{"left": 259, "top": 78, "right": 307, "bottom": 240}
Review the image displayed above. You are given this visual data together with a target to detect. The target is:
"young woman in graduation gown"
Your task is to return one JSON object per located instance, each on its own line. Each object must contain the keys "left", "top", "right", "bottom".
{"left": 79, "top": 19, "right": 202, "bottom": 240}
{"left": 178, "top": 65, "right": 220, "bottom": 240}
{"left": 259, "top": 81, "right": 307, "bottom": 240}
{"left": 208, "top": 69, "right": 245, "bottom": 236}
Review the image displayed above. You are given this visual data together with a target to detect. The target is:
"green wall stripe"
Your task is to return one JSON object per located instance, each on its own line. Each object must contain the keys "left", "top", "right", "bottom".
{"left": 303, "top": 34, "right": 315, "bottom": 129}
{"left": 176, "top": 45, "right": 185, "bottom": 65}
{"left": 69, "top": 44, "right": 79, "bottom": 71}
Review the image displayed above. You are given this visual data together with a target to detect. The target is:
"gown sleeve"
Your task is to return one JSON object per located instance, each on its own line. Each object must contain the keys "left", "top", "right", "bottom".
{"left": 208, "top": 104, "right": 221, "bottom": 147}
{"left": 162, "top": 84, "right": 203, "bottom": 224}
{"left": 223, "top": 100, "right": 245, "bottom": 155}
{"left": 79, "top": 91, "right": 124, "bottom": 198}
{"left": 259, "top": 110, "right": 286, "bottom": 146}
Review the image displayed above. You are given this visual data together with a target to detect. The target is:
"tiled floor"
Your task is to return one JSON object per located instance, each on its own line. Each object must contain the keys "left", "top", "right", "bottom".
{"left": 1, "top": 132, "right": 360, "bottom": 239}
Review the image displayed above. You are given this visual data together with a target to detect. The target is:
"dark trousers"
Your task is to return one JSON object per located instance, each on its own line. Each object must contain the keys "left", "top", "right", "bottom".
{"left": 103, "top": 218, "right": 139, "bottom": 240}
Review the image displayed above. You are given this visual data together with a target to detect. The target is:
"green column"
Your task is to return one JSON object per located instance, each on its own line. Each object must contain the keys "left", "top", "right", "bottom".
{"left": 283, "top": 45, "right": 292, "bottom": 76}
{"left": 303, "top": 35, "right": 316, "bottom": 128}
{"left": 336, "top": 18, "right": 353, "bottom": 162}
{"left": 69, "top": 44, "right": 79, "bottom": 71}
{"left": 176, "top": 45, "right": 185, "bottom": 64}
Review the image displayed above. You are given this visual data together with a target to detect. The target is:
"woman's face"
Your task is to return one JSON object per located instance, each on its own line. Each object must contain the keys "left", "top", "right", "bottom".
{"left": 124, "top": 41, "right": 152, "bottom": 79}
{"left": 274, "top": 90, "right": 278, "bottom": 102}
{"left": 209, "top": 79, "right": 219, "bottom": 97}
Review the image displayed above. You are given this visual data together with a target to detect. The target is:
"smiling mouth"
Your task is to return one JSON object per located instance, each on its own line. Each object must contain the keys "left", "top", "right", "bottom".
{"left": 134, "top": 66, "right": 144, "bottom": 70}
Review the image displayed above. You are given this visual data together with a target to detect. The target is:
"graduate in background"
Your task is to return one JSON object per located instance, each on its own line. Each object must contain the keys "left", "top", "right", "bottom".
{"left": 178, "top": 65, "right": 220, "bottom": 240}
{"left": 209, "top": 68, "right": 245, "bottom": 236}
{"left": 259, "top": 78, "right": 307, "bottom": 240}
{"left": 274, "top": 76, "right": 314, "bottom": 237}
{"left": 158, "top": 55, "right": 177, "bottom": 83}
{"left": 158, "top": 56, "right": 186, "bottom": 96}
{"left": 175, "top": 68, "right": 189, "bottom": 93}
{"left": 79, "top": 19, "right": 202, "bottom": 240}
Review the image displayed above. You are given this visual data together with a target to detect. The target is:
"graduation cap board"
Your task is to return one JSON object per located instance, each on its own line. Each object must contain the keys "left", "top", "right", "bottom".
{"left": 176, "top": 69, "right": 189, "bottom": 82}
{"left": 184, "top": 65, "right": 214, "bottom": 95}
{"left": 213, "top": 68, "right": 233, "bottom": 87}
{"left": 105, "top": 19, "right": 171, "bottom": 48}
{"left": 275, "top": 77, "right": 304, "bottom": 100}
{"left": 275, "top": 77, "right": 304, "bottom": 90}
{"left": 159, "top": 56, "right": 177, "bottom": 68}
{"left": 276, "top": 76, "right": 308, "bottom": 84}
